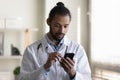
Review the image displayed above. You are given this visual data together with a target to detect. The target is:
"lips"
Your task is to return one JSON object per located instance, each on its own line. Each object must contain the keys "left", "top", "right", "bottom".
{"left": 58, "top": 35, "right": 63, "bottom": 38}
{"left": 57, "top": 34, "right": 64, "bottom": 38}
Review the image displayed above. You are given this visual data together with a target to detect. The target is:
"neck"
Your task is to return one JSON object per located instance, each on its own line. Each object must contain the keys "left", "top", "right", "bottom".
{"left": 47, "top": 32, "right": 59, "bottom": 46}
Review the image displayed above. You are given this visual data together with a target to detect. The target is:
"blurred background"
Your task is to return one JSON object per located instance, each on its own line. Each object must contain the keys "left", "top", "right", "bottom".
{"left": 0, "top": 0, "right": 120, "bottom": 80}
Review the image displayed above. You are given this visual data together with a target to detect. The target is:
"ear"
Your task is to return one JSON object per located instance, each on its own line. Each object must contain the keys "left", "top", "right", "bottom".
{"left": 47, "top": 18, "right": 50, "bottom": 26}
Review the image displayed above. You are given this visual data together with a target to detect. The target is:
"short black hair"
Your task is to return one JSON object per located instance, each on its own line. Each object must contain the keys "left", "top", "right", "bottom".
{"left": 48, "top": 2, "right": 71, "bottom": 22}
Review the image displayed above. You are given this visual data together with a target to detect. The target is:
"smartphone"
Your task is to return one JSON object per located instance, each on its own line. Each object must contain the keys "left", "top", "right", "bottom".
{"left": 64, "top": 53, "right": 74, "bottom": 60}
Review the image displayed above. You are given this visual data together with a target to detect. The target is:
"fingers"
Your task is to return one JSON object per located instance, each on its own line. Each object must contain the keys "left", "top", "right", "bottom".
{"left": 61, "top": 58, "right": 71, "bottom": 70}
{"left": 49, "top": 52, "right": 62, "bottom": 61}
{"left": 66, "top": 57, "right": 75, "bottom": 66}
{"left": 61, "top": 57, "right": 75, "bottom": 69}
{"left": 60, "top": 57, "right": 76, "bottom": 77}
{"left": 44, "top": 52, "right": 62, "bottom": 70}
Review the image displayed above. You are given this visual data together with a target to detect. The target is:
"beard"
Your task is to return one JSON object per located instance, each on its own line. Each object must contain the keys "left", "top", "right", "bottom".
{"left": 50, "top": 27, "right": 65, "bottom": 42}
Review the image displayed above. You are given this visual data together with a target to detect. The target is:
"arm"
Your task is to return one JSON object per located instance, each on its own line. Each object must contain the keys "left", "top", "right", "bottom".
{"left": 19, "top": 48, "right": 47, "bottom": 80}
{"left": 60, "top": 46, "right": 91, "bottom": 80}
{"left": 74, "top": 46, "right": 91, "bottom": 80}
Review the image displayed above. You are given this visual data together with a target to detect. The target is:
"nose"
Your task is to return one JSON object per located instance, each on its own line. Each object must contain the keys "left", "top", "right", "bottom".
{"left": 59, "top": 26, "right": 65, "bottom": 33}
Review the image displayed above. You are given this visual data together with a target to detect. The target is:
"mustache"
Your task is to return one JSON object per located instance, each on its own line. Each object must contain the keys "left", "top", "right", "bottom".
{"left": 56, "top": 33, "right": 65, "bottom": 35}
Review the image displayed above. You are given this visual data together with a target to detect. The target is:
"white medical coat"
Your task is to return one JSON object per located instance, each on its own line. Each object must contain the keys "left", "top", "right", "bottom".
{"left": 20, "top": 35, "right": 91, "bottom": 80}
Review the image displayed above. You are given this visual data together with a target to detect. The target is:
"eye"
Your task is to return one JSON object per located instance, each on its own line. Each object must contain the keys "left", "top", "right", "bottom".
{"left": 54, "top": 24, "right": 60, "bottom": 28}
{"left": 64, "top": 25, "right": 68, "bottom": 28}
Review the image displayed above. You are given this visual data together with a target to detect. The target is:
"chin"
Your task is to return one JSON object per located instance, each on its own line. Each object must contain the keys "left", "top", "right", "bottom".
{"left": 58, "top": 37, "right": 64, "bottom": 41}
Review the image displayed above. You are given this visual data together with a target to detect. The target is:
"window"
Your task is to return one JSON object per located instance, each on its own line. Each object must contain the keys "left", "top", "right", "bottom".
{"left": 91, "top": 0, "right": 120, "bottom": 65}
{"left": 91, "top": 0, "right": 120, "bottom": 79}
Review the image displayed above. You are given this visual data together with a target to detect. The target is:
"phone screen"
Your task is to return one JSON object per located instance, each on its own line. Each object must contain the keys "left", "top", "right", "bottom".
{"left": 64, "top": 53, "right": 74, "bottom": 60}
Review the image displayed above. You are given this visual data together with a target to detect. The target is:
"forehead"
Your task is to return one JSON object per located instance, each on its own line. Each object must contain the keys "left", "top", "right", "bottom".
{"left": 52, "top": 15, "right": 70, "bottom": 24}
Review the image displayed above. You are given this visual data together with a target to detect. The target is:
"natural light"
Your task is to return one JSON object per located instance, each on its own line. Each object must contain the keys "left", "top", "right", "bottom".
{"left": 91, "top": 0, "right": 120, "bottom": 65}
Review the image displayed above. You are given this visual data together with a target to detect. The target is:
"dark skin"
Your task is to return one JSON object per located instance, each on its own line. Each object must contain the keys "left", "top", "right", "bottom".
{"left": 44, "top": 14, "right": 76, "bottom": 78}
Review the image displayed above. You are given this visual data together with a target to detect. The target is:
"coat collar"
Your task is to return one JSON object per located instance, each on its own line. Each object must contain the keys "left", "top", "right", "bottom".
{"left": 42, "top": 34, "right": 71, "bottom": 49}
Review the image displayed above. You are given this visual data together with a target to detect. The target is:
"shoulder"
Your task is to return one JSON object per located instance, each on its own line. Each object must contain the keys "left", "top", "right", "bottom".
{"left": 26, "top": 40, "right": 41, "bottom": 50}
{"left": 67, "top": 39, "right": 86, "bottom": 59}
{"left": 64, "top": 36, "right": 83, "bottom": 48}
{"left": 26, "top": 36, "right": 45, "bottom": 52}
{"left": 64, "top": 37, "right": 85, "bottom": 53}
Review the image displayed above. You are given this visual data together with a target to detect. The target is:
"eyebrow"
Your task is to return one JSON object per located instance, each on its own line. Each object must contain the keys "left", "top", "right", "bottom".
{"left": 54, "top": 22, "right": 69, "bottom": 26}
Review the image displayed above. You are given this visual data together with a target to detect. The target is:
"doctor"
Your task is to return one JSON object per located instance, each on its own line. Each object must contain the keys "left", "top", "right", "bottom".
{"left": 20, "top": 2, "right": 91, "bottom": 80}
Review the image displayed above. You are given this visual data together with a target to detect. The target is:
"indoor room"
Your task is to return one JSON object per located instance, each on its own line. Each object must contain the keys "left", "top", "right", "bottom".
{"left": 0, "top": 0, "right": 120, "bottom": 80}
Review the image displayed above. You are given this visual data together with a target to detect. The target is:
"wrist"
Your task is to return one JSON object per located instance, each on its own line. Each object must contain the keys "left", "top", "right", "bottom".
{"left": 69, "top": 70, "right": 76, "bottom": 79}
{"left": 44, "top": 63, "right": 49, "bottom": 70}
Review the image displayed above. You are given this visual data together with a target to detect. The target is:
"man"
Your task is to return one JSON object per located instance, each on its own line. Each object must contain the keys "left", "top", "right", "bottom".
{"left": 20, "top": 2, "right": 91, "bottom": 80}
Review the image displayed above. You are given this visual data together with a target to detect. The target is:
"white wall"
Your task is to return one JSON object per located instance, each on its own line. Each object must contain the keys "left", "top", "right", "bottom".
{"left": 0, "top": 0, "right": 40, "bottom": 55}
{"left": 0, "top": 0, "right": 38, "bottom": 27}
{"left": 79, "top": 0, "right": 90, "bottom": 58}
{"left": 0, "top": 0, "right": 41, "bottom": 79}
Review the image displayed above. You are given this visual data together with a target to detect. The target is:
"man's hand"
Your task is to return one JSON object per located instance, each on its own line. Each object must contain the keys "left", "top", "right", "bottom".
{"left": 44, "top": 52, "right": 61, "bottom": 70}
{"left": 60, "top": 57, "right": 76, "bottom": 78}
